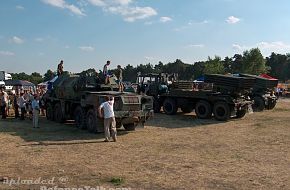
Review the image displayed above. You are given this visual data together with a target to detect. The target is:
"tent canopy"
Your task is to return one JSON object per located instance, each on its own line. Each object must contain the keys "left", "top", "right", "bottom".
{"left": 194, "top": 76, "right": 205, "bottom": 82}
{"left": 5, "top": 80, "right": 35, "bottom": 87}
{"left": 259, "top": 74, "right": 277, "bottom": 80}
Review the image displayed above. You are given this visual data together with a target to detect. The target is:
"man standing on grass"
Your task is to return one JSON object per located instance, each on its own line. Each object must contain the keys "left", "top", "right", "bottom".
{"left": 98, "top": 96, "right": 117, "bottom": 142}
{"left": 31, "top": 94, "right": 40, "bottom": 128}
{"left": 19, "top": 92, "right": 26, "bottom": 120}
{"left": 0, "top": 87, "right": 8, "bottom": 119}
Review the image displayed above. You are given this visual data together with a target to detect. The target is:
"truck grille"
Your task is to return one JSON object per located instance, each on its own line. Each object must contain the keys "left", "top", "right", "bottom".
{"left": 114, "top": 96, "right": 141, "bottom": 111}
{"left": 123, "top": 96, "right": 140, "bottom": 104}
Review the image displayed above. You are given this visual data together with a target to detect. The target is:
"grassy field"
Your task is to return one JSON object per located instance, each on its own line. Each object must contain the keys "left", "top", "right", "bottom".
{"left": 0, "top": 99, "right": 290, "bottom": 190}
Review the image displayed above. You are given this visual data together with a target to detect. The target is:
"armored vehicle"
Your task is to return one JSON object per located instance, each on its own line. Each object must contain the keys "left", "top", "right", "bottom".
{"left": 136, "top": 73, "right": 253, "bottom": 121}
{"left": 44, "top": 73, "right": 153, "bottom": 132}
{"left": 238, "top": 74, "right": 278, "bottom": 111}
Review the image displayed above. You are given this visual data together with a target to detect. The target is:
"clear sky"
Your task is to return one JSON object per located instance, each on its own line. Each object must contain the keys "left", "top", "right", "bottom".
{"left": 1, "top": 0, "right": 290, "bottom": 74}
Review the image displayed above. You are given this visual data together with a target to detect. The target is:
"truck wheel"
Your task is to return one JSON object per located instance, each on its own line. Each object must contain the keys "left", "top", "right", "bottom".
{"left": 163, "top": 98, "right": 178, "bottom": 115}
{"left": 253, "top": 96, "right": 265, "bottom": 112}
{"left": 213, "top": 102, "right": 230, "bottom": 121}
{"left": 74, "top": 106, "right": 87, "bottom": 129}
{"left": 153, "top": 98, "right": 161, "bottom": 113}
{"left": 116, "top": 121, "right": 122, "bottom": 128}
{"left": 54, "top": 103, "right": 64, "bottom": 123}
{"left": 195, "top": 100, "right": 212, "bottom": 119}
{"left": 267, "top": 100, "right": 277, "bottom": 110}
{"left": 236, "top": 109, "right": 247, "bottom": 118}
{"left": 181, "top": 106, "right": 193, "bottom": 113}
{"left": 123, "top": 123, "right": 136, "bottom": 131}
{"left": 86, "top": 109, "right": 97, "bottom": 133}
{"left": 46, "top": 103, "right": 54, "bottom": 121}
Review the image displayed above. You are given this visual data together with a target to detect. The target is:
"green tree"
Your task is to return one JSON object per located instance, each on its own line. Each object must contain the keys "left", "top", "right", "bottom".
{"left": 193, "top": 61, "right": 206, "bottom": 79}
{"left": 30, "top": 72, "right": 43, "bottom": 84}
{"left": 136, "top": 63, "right": 154, "bottom": 74}
{"left": 123, "top": 64, "right": 137, "bottom": 82}
{"left": 266, "top": 53, "right": 290, "bottom": 81}
{"left": 231, "top": 54, "right": 243, "bottom": 73}
{"left": 203, "top": 56, "right": 225, "bottom": 74}
{"left": 242, "top": 48, "right": 266, "bottom": 75}
{"left": 154, "top": 61, "right": 164, "bottom": 73}
{"left": 43, "top": 69, "right": 56, "bottom": 81}
{"left": 162, "top": 59, "right": 194, "bottom": 80}
{"left": 11, "top": 72, "right": 30, "bottom": 81}
{"left": 223, "top": 56, "right": 233, "bottom": 74}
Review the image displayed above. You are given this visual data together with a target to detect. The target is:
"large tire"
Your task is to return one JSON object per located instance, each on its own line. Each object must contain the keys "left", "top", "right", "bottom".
{"left": 116, "top": 121, "right": 122, "bottom": 128}
{"left": 163, "top": 98, "right": 178, "bottom": 115}
{"left": 86, "top": 109, "right": 98, "bottom": 133}
{"left": 153, "top": 98, "right": 161, "bottom": 113}
{"left": 74, "top": 106, "right": 87, "bottom": 129}
{"left": 195, "top": 100, "right": 212, "bottom": 119}
{"left": 236, "top": 109, "right": 247, "bottom": 118}
{"left": 54, "top": 103, "right": 64, "bottom": 123}
{"left": 181, "top": 106, "right": 193, "bottom": 113}
{"left": 213, "top": 102, "right": 230, "bottom": 121}
{"left": 253, "top": 96, "right": 265, "bottom": 112}
{"left": 123, "top": 123, "right": 136, "bottom": 131}
{"left": 46, "top": 103, "right": 54, "bottom": 121}
{"left": 267, "top": 99, "right": 277, "bottom": 110}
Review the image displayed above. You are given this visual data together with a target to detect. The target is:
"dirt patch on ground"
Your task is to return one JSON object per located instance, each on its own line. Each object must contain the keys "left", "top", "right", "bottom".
{"left": 0, "top": 98, "right": 290, "bottom": 190}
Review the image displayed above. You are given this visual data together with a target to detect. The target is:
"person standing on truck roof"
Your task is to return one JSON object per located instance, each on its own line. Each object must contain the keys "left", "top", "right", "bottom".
{"left": 98, "top": 96, "right": 117, "bottom": 142}
{"left": 103, "top": 60, "right": 110, "bottom": 84}
{"left": 116, "top": 65, "right": 124, "bottom": 92}
{"left": 57, "top": 60, "right": 64, "bottom": 76}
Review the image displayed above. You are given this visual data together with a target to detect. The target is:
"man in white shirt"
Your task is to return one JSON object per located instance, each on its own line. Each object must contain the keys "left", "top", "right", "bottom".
{"left": 0, "top": 87, "right": 8, "bottom": 119}
{"left": 98, "top": 96, "right": 117, "bottom": 142}
{"left": 103, "top": 60, "right": 111, "bottom": 84}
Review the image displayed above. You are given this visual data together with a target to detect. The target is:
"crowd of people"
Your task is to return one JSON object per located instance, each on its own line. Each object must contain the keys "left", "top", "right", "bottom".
{"left": 0, "top": 86, "right": 46, "bottom": 128}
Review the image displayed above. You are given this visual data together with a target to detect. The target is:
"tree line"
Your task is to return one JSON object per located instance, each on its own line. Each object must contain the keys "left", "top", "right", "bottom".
{"left": 9, "top": 48, "right": 290, "bottom": 84}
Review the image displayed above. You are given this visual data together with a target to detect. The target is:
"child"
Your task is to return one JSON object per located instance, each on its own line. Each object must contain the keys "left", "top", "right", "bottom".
{"left": 31, "top": 95, "right": 40, "bottom": 128}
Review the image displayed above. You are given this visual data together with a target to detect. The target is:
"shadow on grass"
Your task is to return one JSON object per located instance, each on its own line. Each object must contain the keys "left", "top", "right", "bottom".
{"left": 146, "top": 111, "right": 227, "bottom": 129}
{"left": 0, "top": 116, "right": 129, "bottom": 144}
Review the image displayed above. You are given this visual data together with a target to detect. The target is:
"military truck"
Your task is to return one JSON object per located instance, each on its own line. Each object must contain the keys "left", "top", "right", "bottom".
{"left": 43, "top": 73, "right": 154, "bottom": 132}
{"left": 238, "top": 74, "right": 278, "bottom": 111}
{"left": 136, "top": 73, "right": 254, "bottom": 121}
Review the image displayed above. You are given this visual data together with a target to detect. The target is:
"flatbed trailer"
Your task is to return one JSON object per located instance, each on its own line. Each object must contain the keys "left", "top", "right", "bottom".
{"left": 155, "top": 88, "right": 252, "bottom": 121}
